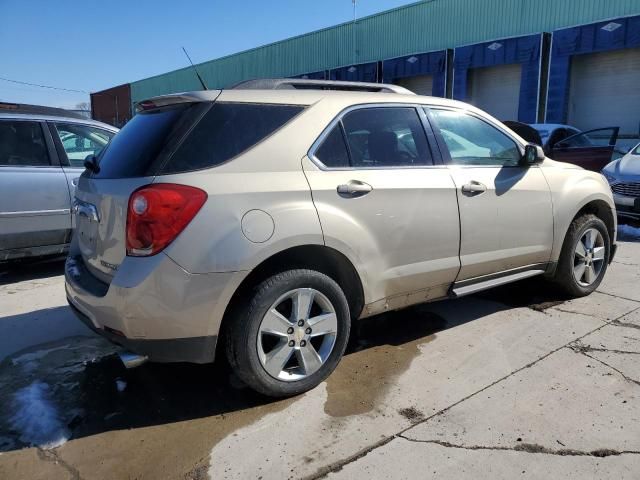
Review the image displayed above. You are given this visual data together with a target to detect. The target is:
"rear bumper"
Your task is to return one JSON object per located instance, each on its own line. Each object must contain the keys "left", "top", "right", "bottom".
{"left": 65, "top": 253, "right": 246, "bottom": 364}
{"left": 68, "top": 299, "right": 217, "bottom": 363}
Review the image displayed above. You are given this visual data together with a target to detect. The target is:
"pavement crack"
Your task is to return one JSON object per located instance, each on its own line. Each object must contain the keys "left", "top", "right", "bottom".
{"left": 305, "top": 305, "right": 640, "bottom": 479}
{"left": 612, "top": 319, "right": 640, "bottom": 331}
{"left": 548, "top": 307, "right": 602, "bottom": 319}
{"left": 594, "top": 290, "right": 640, "bottom": 304}
{"left": 612, "top": 260, "right": 639, "bottom": 267}
{"left": 576, "top": 350, "right": 640, "bottom": 387}
{"left": 36, "top": 447, "right": 83, "bottom": 480}
{"left": 395, "top": 436, "right": 640, "bottom": 458}
{"left": 569, "top": 343, "right": 640, "bottom": 356}
{"left": 307, "top": 307, "right": 640, "bottom": 479}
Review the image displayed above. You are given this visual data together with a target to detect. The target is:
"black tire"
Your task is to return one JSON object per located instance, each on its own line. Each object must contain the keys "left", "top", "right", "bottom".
{"left": 225, "top": 269, "right": 350, "bottom": 398}
{"left": 551, "top": 214, "right": 610, "bottom": 297}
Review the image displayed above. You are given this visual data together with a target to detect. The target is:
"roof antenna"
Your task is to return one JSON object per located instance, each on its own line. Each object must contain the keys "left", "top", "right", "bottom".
{"left": 182, "top": 46, "right": 208, "bottom": 90}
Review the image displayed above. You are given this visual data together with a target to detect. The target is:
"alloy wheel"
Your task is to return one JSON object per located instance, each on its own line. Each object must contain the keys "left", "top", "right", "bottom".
{"left": 573, "top": 227, "right": 606, "bottom": 287}
{"left": 256, "top": 288, "right": 338, "bottom": 381}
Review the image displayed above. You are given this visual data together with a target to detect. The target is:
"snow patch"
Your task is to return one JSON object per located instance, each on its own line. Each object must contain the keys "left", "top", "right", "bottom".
{"left": 9, "top": 381, "right": 70, "bottom": 449}
{"left": 116, "top": 379, "right": 126, "bottom": 392}
{"left": 618, "top": 224, "right": 640, "bottom": 240}
{"left": 11, "top": 346, "right": 68, "bottom": 367}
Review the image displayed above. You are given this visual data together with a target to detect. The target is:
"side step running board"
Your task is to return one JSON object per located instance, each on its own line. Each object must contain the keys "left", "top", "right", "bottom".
{"left": 451, "top": 269, "right": 546, "bottom": 298}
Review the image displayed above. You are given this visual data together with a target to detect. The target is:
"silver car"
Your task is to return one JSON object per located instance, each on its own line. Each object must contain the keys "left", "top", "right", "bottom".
{"left": 602, "top": 142, "right": 640, "bottom": 221}
{"left": 0, "top": 105, "right": 117, "bottom": 261}
{"left": 65, "top": 79, "right": 617, "bottom": 397}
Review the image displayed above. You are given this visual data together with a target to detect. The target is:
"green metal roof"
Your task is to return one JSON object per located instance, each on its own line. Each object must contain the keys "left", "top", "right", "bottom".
{"left": 130, "top": 0, "right": 640, "bottom": 105}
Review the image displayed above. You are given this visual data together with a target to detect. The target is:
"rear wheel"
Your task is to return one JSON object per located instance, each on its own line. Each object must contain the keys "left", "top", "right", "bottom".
{"left": 552, "top": 214, "right": 610, "bottom": 297}
{"left": 226, "top": 269, "right": 350, "bottom": 397}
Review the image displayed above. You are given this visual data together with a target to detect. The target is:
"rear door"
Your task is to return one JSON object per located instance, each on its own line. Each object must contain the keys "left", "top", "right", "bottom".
{"left": 0, "top": 119, "right": 72, "bottom": 257}
{"left": 551, "top": 127, "right": 619, "bottom": 171}
{"left": 48, "top": 121, "right": 115, "bottom": 225}
{"left": 303, "top": 105, "right": 460, "bottom": 307}
{"left": 428, "top": 107, "right": 553, "bottom": 281}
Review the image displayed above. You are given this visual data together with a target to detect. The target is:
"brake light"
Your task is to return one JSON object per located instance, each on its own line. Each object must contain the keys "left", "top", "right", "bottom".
{"left": 126, "top": 184, "right": 207, "bottom": 256}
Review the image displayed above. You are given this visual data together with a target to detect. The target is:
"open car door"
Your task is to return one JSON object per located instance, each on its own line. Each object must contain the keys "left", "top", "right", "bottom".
{"left": 503, "top": 121, "right": 543, "bottom": 146}
{"left": 550, "top": 127, "right": 619, "bottom": 171}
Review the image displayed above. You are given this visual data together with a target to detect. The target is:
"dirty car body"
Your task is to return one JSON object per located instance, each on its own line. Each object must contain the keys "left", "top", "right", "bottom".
{"left": 66, "top": 80, "right": 617, "bottom": 397}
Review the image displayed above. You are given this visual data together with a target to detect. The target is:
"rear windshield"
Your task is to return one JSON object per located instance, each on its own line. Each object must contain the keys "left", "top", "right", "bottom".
{"left": 93, "top": 104, "right": 196, "bottom": 178}
{"left": 92, "top": 102, "right": 303, "bottom": 179}
{"left": 161, "top": 102, "right": 304, "bottom": 174}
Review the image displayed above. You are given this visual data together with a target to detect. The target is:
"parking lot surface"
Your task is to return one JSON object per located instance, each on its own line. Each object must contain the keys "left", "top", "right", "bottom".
{"left": 1, "top": 231, "right": 639, "bottom": 480}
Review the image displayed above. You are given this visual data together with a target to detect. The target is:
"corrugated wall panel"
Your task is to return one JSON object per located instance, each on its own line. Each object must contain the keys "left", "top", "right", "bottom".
{"left": 130, "top": 0, "right": 640, "bottom": 105}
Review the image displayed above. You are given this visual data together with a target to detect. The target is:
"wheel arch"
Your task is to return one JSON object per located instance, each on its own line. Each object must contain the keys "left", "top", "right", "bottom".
{"left": 217, "top": 244, "right": 365, "bottom": 358}
{"left": 551, "top": 197, "right": 616, "bottom": 271}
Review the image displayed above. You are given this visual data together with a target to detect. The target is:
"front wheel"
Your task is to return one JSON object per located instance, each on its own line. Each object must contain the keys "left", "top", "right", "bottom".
{"left": 226, "top": 269, "right": 350, "bottom": 397}
{"left": 552, "top": 214, "right": 610, "bottom": 297}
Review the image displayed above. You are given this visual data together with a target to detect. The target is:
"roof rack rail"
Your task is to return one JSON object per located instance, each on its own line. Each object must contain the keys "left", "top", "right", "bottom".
{"left": 230, "top": 78, "right": 414, "bottom": 94}
{"left": 0, "top": 101, "right": 87, "bottom": 119}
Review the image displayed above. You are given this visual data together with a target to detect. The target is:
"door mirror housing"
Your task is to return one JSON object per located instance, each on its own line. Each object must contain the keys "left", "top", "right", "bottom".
{"left": 522, "top": 144, "right": 545, "bottom": 166}
{"left": 83, "top": 154, "right": 100, "bottom": 173}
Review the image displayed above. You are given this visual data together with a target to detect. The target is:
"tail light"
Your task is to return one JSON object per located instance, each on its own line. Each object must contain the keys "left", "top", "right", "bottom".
{"left": 126, "top": 184, "right": 207, "bottom": 256}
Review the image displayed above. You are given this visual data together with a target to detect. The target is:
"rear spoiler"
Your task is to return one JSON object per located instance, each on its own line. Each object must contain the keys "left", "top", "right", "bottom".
{"left": 135, "top": 90, "right": 221, "bottom": 112}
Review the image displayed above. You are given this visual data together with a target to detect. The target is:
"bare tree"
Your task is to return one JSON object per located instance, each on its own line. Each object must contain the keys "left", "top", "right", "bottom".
{"left": 75, "top": 101, "right": 90, "bottom": 111}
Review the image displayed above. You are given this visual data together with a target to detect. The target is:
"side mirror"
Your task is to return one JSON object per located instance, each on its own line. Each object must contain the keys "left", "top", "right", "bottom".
{"left": 83, "top": 154, "right": 100, "bottom": 173}
{"left": 522, "top": 144, "right": 545, "bottom": 166}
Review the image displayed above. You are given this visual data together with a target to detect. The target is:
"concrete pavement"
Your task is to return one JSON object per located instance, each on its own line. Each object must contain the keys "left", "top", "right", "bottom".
{"left": 0, "top": 239, "right": 638, "bottom": 479}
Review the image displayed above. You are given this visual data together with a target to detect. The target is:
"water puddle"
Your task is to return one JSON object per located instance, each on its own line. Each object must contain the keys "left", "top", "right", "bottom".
{"left": 324, "top": 307, "right": 448, "bottom": 417}
{"left": 0, "top": 336, "right": 118, "bottom": 451}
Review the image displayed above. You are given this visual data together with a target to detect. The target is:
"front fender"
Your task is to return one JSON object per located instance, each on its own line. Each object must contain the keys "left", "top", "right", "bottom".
{"left": 542, "top": 164, "right": 616, "bottom": 262}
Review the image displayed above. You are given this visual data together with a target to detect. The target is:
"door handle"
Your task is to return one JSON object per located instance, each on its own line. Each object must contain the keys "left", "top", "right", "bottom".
{"left": 337, "top": 180, "right": 373, "bottom": 198}
{"left": 461, "top": 181, "right": 487, "bottom": 195}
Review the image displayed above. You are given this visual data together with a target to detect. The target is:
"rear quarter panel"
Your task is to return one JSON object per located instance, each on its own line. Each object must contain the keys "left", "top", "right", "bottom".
{"left": 157, "top": 101, "right": 338, "bottom": 274}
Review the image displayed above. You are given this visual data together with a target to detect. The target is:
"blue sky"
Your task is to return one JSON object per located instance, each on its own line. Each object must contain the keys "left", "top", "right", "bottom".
{"left": 0, "top": 0, "right": 412, "bottom": 108}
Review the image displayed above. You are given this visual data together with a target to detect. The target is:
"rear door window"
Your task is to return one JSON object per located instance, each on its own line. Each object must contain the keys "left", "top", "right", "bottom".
{"left": 161, "top": 103, "right": 304, "bottom": 174}
{"left": 54, "top": 123, "right": 114, "bottom": 167}
{"left": 314, "top": 125, "right": 350, "bottom": 168}
{"left": 341, "top": 107, "right": 433, "bottom": 167}
{"left": 0, "top": 120, "right": 50, "bottom": 167}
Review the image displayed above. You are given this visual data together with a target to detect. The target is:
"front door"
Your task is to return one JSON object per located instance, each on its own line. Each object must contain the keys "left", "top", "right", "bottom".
{"left": 428, "top": 107, "right": 554, "bottom": 281}
{"left": 0, "top": 119, "right": 71, "bottom": 256}
{"left": 303, "top": 105, "right": 461, "bottom": 308}
{"left": 551, "top": 127, "right": 619, "bottom": 172}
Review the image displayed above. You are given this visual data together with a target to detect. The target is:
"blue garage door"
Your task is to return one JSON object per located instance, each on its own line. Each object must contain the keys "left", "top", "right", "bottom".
{"left": 454, "top": 34, "right": 542, "bottom": 123}
{"left": 567, "top": 48, "right": 640, "bottom": 139}
{"left": 382, "top": 50, "right": 447, "bottom": 97}
{"left": 547, "top": 15, "right": 640, "bottom": 136}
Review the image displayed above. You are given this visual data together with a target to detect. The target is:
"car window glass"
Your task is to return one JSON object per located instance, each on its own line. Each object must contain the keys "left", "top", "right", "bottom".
{"left": 315, "top": 125, "right": 350, "bottom": 168}
{"left": 561, "top": 128, "right": 617, "bottom": 148}
{"left": 94, "top": 104, "right": 192, "bottom": 179}
{"left": 430, "top": 109, "right": 521, "bottom": 166}
{"left": 341, "top": 107, "right": 432, "bottom": 167}
{"left": 163, "top": 103, "right": 304, "bottom": 174}
{"left": 55, "top": 123, "right": 114, "bottom": 167}
{"left": 0, "top": 120, "right": 50, "bottom": 167}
